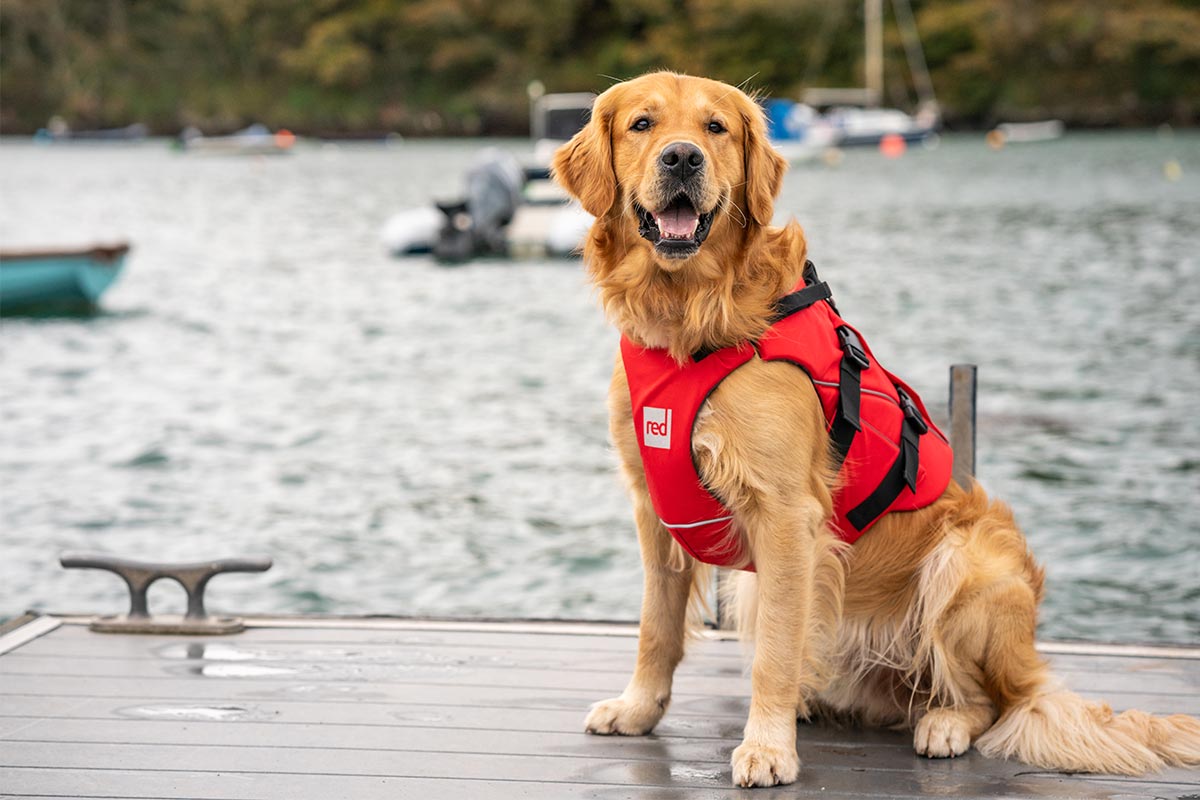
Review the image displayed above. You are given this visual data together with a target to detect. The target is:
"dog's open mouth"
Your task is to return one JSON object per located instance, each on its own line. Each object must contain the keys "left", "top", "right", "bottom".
{"left": 636, "top": 195, "right": 715, "bottom": 258}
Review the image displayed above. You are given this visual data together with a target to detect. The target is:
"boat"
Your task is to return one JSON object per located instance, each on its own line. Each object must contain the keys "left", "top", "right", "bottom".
{"left": 33, "top": 117, "right": 148, "bottom": 143}
{"left": 379, "top": 206, "right": 444, "bottom": 257}
{"left": 989, "top": 120, "right": 1065, "bottom": 146}
{"left": 802, "top": 0, "right": 941, "bottom": 148}
{"left": 824, "top": 104, "right": 940, "bottom": 147}
{"left": 380, "top": 149, "right": 592, "bottom": 262}
{"left": 382, "top": 91, "right": 595, "bottom": 262}
{"left": 763, "top": 99, "right": 838, "bottom": 164}
{"left": 0, "top": 243, "right": 130, "bottom": 313}
{"left": 506, "top": 169, "right": 595, "bottom": 260}
{"left": 530, "top": 90, "right": 596, "bottom": 165}
{"left": 178, "top": 124, "right": 296, "bottom": 155}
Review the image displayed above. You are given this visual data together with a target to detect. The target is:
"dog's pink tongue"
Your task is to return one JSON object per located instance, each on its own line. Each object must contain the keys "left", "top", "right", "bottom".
{"left": 654, "top": 206, "right": 700, "bottom": 239}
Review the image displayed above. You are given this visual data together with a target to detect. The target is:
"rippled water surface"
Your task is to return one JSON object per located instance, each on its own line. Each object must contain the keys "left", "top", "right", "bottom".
{"left": 2, "top": 133, "right": 1197, "bottom": 643}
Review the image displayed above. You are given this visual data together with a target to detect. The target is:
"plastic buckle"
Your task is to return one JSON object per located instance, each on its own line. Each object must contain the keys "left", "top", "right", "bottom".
{"left": 836, "top": 326, "right": 870, "bottom": 370}
{"left": 897, "top": 389, "right": 929, "bottom": 435}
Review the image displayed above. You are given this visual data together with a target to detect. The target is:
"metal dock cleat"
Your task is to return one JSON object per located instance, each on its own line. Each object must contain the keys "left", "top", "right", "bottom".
{"left": 59, "top": 552, "right": 272, "bottom": 634}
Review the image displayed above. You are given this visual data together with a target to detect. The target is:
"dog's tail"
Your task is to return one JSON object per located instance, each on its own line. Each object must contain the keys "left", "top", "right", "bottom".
{"left": 936, "top": 485, "right": 1200, "bottom": 775}
{"left": 975, "top": 677, "right": 1200, "bottom": 775}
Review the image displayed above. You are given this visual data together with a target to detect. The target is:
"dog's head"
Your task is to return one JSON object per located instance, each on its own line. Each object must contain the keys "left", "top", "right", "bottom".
{"left": 552, "top": 72, "right": 787, "bottom": 269}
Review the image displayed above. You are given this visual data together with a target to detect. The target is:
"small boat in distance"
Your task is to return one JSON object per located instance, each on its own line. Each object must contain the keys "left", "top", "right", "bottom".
{"left": 988, "top": 120, "right": 1066, "bottom": 147}
{"left": 0, "top": 243, "right": 130, "bottom": 313}
{"left": 34, "top": 117, "right": 148, "bottom": 143}
{"left": 177, "top": 124, "right": 296, "bottom": 156}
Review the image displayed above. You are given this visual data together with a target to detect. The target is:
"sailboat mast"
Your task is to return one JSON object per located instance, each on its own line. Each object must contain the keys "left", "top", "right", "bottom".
{"left": 864, "top": 0, "right": 884, "bottom": 107}
{"left": 891, "top": 0, "right": 939, "bottom": 114}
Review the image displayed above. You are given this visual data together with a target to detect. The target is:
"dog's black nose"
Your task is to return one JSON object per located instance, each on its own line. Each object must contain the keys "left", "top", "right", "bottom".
{"left": 660, "top": 142, "right": 704, "bottom": 180}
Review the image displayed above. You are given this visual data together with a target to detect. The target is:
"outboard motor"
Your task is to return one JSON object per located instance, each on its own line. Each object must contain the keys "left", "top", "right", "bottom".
{"left": 434, "top": 148, "right": 525, "bottom": 263}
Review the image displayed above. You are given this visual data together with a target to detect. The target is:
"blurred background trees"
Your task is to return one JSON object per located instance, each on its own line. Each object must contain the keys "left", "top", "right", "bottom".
{"left": 3, "top": 0, "right": 1198, "bottom": 135}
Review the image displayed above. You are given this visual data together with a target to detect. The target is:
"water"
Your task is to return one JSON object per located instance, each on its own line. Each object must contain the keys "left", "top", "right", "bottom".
{"left": 1, "top": 133, "right": 1197, "bottom": 644}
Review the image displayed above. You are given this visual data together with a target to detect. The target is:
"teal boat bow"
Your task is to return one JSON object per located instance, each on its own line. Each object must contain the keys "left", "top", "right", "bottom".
{"left": 0, "top": 243, "right": 130, "bottom": 312}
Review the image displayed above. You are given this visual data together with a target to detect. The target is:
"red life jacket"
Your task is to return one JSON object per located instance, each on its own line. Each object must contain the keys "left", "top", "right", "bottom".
{"left": 620, "top": 262, "right": 953, "bottom": 570}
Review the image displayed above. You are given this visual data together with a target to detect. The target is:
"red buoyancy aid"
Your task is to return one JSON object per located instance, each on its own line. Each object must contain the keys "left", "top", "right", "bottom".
{"left": 620, "top": 264, "right": 953, "bottom": 570}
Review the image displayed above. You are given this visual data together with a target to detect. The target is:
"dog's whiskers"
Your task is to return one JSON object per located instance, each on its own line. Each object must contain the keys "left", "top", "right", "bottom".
{"left": 620, "top": 194, "right": 639, "bottom": 219}
{"left": 721, "top": 194, "right": 748, "bottom": 229}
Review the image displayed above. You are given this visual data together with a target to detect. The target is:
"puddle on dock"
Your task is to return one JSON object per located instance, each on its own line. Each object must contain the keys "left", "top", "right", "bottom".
{"left": 251, "top": 683, "right": 389, "bottom": 701}
{"left": 389, "top": 710, "right": 448, "bottom": 723}
{"left": 571, "top": 758, "right": 726, "bottom": 789}
{"left": 166, "top": 659, "right": 469, "bottom": 680}
{"left": 156, "top": 642, "right": 367, "bottom": 662}
{"left": 154, "top": 641, "right": 505, "bottom": 668}
{"left": 179, "top": 662, "right": 299, "bottom": 678}
{"left": 668, "top": 765, "right": 726, "bottom": 783}
{"left": 117, "top": 704, "right": 272, "bottom": 722}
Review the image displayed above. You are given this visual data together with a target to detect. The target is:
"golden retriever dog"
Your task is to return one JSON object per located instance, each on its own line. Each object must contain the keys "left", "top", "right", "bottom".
{"left": 552, "top": 71, "right": 1200, "bottom": 788}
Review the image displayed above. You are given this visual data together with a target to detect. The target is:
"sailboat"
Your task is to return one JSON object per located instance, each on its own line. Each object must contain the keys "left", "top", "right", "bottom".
{"left": 805, "top": 0, "right": 940, "bottom": 148}
{"left": 766, "top": 99, "right": 839, "bottom": 164}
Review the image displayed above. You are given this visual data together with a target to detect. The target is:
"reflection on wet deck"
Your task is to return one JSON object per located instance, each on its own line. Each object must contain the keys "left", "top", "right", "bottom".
{"left": 1, "top": 616, "right": 1197, "bottom": 798}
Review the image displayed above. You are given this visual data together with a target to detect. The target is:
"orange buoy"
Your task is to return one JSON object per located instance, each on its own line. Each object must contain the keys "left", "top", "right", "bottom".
{"left": 274, "top": 129, "right": 296, "bottom": 149}
{"left": 879, "top": 133, "right": 906, "bottom": 158}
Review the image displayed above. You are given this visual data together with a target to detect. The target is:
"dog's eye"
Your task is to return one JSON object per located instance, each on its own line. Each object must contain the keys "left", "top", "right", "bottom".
{"left": 707, "top": 120, "right": 727, "bottom": 134}
{"left": 630, "top": 117, "right": 651, "bottom": 132}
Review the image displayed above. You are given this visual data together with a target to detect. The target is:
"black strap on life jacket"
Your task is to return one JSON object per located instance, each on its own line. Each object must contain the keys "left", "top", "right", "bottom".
{"left": 772, "top": 280, "right": 832, "bottom": 319}
{"left": 803, "top": 260, "right": 841, "bottom": 315}
{"left": 828, "top": 325, "right": 867, "bottom": 463}
{"left": 771, "top": 260, "right": 837, "bottom": 321}
{"left": 771, "top": 261, "right": 862, "bottom": 465}
{"left": 692, "top": 259, "right": 929, "bottom": 532}
{"left": 845, "top": 387, "right": 927, "bottom": 531}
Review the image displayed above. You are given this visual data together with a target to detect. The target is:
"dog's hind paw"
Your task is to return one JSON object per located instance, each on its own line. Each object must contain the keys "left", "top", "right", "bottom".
{"left": 914, "top": 708, "right": 973, "bottom": 758}
{"left": 731, "top": 741, "right": 800, "bottom": 787}
{"left": 584, "top": 693, "right": 666, "bottom": 736}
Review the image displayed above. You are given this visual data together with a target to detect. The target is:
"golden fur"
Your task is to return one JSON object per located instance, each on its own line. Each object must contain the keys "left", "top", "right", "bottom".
{"left": 553, "top": 72, "right": 1200, "bottom": 788}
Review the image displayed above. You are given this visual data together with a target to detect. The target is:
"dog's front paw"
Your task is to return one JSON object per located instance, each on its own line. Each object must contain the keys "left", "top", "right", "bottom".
{"left": 914, "top": 708, "right": 973, "bottom": 758}
{"left": 584, "top": 694, "right": 666, "bottom": 736}
{"left": 731, "top": 740, "right": 800, "bottom": 787}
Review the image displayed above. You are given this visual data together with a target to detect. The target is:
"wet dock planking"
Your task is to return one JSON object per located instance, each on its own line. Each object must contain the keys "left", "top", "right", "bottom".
{"left": 1, "top": 615, "right": 1198, "bottom": 799}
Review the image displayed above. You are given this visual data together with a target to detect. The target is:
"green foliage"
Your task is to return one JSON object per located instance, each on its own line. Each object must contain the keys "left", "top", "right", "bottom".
{"left": 918, "top": 0, "right": 1200, "bottom": 124}
{"left": 2, "top": 0, "right": 1197, "bottom": 134}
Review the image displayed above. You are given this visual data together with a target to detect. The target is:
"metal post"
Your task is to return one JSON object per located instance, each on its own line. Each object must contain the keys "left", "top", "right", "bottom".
{"left": 949, "top": 364, "right": 977, "bottom": 487}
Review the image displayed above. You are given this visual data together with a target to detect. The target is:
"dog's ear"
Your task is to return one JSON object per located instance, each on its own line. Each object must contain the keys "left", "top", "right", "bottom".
{"left": 552, "top": 89, "right": 619, "bottom": 218}
{"left": 740, "top": 97, "right": 788, "bottom": 227}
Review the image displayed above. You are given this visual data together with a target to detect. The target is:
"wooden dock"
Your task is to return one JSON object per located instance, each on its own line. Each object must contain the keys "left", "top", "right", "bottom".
{"left": 2, "top": 614, "right": 1198, "bottom": 798}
